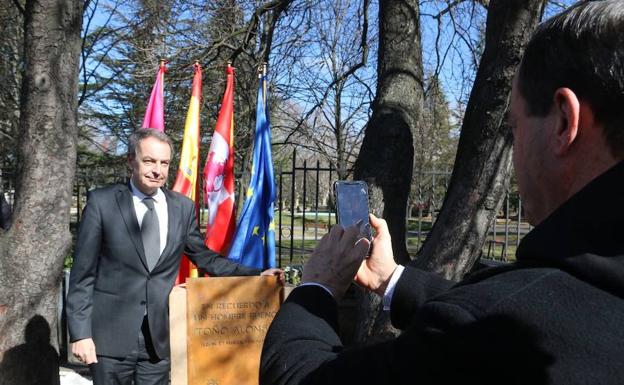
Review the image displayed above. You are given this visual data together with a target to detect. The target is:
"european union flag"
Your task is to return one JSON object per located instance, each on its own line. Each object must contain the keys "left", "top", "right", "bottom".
{"left": 227, "top": 70, "right": 276, "bottom": 269}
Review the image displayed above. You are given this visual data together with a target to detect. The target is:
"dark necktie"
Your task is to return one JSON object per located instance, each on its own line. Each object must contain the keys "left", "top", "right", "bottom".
{"left": 141, "top": 197, "right": 160, "bottom": 271}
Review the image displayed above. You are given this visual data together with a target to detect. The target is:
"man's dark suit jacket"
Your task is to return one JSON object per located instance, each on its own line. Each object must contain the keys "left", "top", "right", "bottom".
{"left": 261, "top": 161, "right": 624, "bottom": 385}
{"left": 66, "top": 184, "right": 260, "bottom": 359}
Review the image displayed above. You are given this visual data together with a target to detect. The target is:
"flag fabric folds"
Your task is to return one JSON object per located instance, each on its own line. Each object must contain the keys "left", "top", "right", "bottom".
{"left": 203, "top": 65, "right": 236, "bottom": 255}
{"left": 172, "top": 63, "right": 202, "bottom": 202}
{"left": 227, "top": 70, "right": 276, "bottom": 269}
{"left": 142, "top": 61, "right": 166, "bottom": 132}
{"left": 173, "top": 63, "right": 202, "bottom": 283}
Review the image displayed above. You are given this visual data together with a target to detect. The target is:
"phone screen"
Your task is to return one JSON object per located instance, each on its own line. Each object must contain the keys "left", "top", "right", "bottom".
{"left": 335, "top": 181, "right": 372, "bottom": 240}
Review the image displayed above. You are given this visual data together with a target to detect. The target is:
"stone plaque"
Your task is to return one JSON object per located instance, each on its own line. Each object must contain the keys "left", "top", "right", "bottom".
{"left": 186, "top": 276, "right": 281, "bottom": 385}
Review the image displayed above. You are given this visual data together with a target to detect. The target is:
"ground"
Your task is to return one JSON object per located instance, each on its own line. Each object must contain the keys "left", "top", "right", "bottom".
{"left": 60, "top": 365, "right": 92, "bottom": 385}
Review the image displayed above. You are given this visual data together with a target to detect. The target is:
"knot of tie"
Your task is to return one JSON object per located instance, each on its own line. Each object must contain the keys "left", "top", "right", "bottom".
{"left": 142, "top": 197, "right": 155, "bottom": 210}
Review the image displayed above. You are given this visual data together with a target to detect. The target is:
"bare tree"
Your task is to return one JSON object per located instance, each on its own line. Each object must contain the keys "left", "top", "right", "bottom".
{"left": 347, "top": 0, "right": 423, "bottom": 344}
{"left": 78, "top": 0, "right": 293, "bottom": 192}
{"left": 354, "top": 0, "right": 424, "bottom": 264}
{"left": 348, "top": 0, "right": 548, "bottom": 345}
{"left": 273, "top": 0, "right": 374, "bottom": 180}
{"left": 0, "top": 0, "right": 84, "bottom": 368}
{"left": 414, "top": 0, "right": 547, "bottom": 280}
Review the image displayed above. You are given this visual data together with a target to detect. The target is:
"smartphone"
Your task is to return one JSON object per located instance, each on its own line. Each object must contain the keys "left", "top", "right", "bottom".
{"left": 334, "top": 180, "right": 372, "bottom": 241}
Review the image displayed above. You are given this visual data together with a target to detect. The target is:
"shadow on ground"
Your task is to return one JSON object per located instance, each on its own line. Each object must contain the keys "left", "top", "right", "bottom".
{"left": 0, "top": 315, "right": 60, "bottom": 385}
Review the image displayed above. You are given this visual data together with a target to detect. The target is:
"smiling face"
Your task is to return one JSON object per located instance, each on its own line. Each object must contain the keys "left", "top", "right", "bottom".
{"left": 128, "top": 136, "right": 171, "bottom": 196}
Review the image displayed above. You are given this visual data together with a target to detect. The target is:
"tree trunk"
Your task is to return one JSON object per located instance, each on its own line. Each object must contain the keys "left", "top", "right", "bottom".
{"left": 0, "top": 0, "right": 83, "bottom": 372}
{"left": 354, "top": 0, "right": 423, "bottom": 265}
{"left": 349, "top": 0, "right": 424, "bottom": 344}
{"left": 413, "top": 0, "right": 546, "bottom": 280}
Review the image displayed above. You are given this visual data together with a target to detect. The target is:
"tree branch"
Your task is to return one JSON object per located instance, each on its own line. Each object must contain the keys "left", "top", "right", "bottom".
{"left": 284, "top": 0, "right": 369, "bottom": 137}
{"left": 229, "top": 0, "right": 293, "bottom": 64}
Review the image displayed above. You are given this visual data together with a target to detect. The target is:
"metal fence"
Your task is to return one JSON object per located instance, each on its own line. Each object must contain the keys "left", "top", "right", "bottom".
{"left": 273, "top": 159, "right": 532, "bottom": 265}
{"left": 275, "top": 149, "right": 337, "bottom": 267}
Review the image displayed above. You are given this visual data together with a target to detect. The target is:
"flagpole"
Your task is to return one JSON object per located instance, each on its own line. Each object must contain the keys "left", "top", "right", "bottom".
{"left": 190, "top": 59, "right": 201, "bottom": 279}
{"left": 260, "top": 63, "right": 267, "bottom": 105}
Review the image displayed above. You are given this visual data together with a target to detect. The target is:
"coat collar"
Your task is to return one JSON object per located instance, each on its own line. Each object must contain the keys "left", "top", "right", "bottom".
{"left": 517, "top": 160, "right": 624, "bottom": 261}
{"left": 516, "top": 160, "right": 624, "bottom": 298}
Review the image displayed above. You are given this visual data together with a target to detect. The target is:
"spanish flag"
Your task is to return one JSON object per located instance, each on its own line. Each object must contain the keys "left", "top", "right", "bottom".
{"left": 172, "top": 63, "right": 202, "bottom": 283}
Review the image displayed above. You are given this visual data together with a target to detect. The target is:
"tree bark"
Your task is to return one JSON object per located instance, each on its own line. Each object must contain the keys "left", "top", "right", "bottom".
{"left": 349, "top": 0, "right": 424, "bottom": 344}
{"left": 0, "top": 0, "right": 83, "bottom": 370}
{"left": 354, "top": 0, "right": 424, "bottom": 265}
{"left": 0, "top": 1, "right": 23, "bottom": 167}
{"left": 413, "top": 0, "right": 546, "bottom": 280}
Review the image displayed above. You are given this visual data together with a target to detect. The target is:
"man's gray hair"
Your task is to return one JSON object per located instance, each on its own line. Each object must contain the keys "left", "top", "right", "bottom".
{"left": 127, "top": 129, "right": 174, "bottom": 159}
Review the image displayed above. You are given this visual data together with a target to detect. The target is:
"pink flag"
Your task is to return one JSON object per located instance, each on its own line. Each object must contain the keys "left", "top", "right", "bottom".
{"left": 142, "top": 61, "right": 166, "bottom": 132}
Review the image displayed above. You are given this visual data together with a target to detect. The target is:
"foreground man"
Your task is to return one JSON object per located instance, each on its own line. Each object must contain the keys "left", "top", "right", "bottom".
{"left": 261, "top": 1, "right": 624, "bottom": 384}
{"left": 67, "top": 129, "right": 282, "bottom": 385}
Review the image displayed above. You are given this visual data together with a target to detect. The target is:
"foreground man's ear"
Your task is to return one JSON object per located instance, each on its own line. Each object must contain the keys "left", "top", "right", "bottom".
{"left": 552, "top": 87, "right": 580, "bottom": 156}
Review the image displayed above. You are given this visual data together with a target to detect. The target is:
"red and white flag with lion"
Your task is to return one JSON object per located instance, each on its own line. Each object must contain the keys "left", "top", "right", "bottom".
{"left": 203, "top": 65, "right": 236, "bottom": 255}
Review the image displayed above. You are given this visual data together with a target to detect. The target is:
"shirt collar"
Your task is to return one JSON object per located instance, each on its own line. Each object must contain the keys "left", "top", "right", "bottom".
{"left": 129, "top": 179, "right": 165, "bottom": 205}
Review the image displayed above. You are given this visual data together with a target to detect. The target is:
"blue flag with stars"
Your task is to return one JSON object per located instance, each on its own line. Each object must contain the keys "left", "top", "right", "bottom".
{"left": 227, "top": 70, "right": 276, "bottom": 269}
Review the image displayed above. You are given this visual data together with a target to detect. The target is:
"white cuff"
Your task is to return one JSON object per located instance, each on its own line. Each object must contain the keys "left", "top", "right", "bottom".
{"left": 382, "top": 265, "right": 405, "bottom": 311}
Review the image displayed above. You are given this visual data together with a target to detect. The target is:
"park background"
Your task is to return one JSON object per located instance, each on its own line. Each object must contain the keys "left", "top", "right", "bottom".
{"left": 0, "top": 0, "right": 574, "bottom": 379}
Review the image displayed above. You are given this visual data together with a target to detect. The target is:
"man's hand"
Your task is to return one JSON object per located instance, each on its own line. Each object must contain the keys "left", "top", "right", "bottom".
{"left": 261, "top": 268, "right": 286, "bottom": 285}
{"left": 72, "top": 338, "right": 98, "bottom": 365}
{"left": 355, "top": 214, "right": 398, "bottom": 296}
{"left": 302, "top": 225, "right": 370, "bottom": 300}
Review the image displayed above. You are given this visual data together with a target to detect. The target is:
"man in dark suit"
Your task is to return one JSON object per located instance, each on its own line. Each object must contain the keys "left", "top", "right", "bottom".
{"left": 67, "top": 128, "right": 282, "bottom": 385}
{"left": 261, "top": 1, "right": 624, "bottom": 384}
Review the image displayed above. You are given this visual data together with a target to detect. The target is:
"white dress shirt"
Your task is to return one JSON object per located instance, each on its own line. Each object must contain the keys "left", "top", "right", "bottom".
{"left": 382, "top": 265, "right": 405, "bottom": 310}
{"left": 301, "top": 265, "right": 406, "bottom": 311}
{"left": 130, "top": 180, "right": 168, "bottom": 256}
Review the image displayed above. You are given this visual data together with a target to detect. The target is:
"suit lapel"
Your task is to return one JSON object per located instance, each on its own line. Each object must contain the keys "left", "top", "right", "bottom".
{"left": 116, "top": 185, "right": 150, "bottom": 271}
